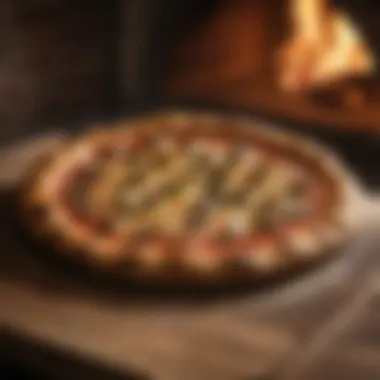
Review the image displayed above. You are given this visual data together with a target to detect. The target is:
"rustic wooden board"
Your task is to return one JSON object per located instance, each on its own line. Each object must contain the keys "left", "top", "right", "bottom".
{"left": 0, "top": 133, "right": 379, "bottom": 380}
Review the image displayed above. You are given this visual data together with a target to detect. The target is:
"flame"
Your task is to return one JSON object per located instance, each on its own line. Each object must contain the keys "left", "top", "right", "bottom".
{"left": 278, "top": 0, "right": 376, "bottom": 93}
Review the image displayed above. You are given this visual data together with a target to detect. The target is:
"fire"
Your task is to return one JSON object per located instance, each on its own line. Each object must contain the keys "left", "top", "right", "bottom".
{"left": 278, "top": 0, "right": 376, "bottom": 93}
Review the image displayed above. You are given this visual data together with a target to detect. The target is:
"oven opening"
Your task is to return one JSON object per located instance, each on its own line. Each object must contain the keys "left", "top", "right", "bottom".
{"left": 165, "top": 0, "right": 379, "bottom": 130}
{"left": 278, "top": 0, "right": 375, "bottom": 95}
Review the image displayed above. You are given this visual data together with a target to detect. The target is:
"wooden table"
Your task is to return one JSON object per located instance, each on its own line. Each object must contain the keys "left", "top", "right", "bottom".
{"left": 1, "top": 135, "right": 380, "bottom": 380}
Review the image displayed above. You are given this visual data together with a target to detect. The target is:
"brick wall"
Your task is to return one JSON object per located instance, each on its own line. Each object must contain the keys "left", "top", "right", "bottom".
{"left": 0, "top": 0, "right": 117, "bottom": 143}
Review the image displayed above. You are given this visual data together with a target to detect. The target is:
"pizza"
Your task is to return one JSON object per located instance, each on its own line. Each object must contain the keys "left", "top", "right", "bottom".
{"left": 19, "top": 111, "right": 353, "bottom": 284}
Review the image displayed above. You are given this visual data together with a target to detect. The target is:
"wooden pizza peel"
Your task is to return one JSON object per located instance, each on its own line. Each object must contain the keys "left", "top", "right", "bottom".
{"left": 0, "top": 132, "right": 380, "bottom": 380}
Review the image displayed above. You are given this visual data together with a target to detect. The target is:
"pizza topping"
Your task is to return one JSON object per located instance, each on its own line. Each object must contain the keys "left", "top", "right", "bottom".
{"left": 206, "top": 207, "right": 252, "bottom": 236}
{"left": 222, "top": 150, "right": 263, "bottom": 197}
{"left": 38, "top": 135, "right": 329, "bottom": 244}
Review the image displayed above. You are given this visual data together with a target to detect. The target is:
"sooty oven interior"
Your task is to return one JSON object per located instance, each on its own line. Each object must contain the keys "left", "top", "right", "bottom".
{"left": 0, "top": 0, "right": 380, "bottom": 186}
